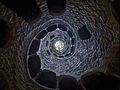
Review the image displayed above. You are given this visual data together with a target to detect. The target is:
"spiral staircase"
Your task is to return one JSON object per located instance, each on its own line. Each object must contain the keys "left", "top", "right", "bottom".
{"left": 0, "top": 0, "right": 119, "bottom": 90}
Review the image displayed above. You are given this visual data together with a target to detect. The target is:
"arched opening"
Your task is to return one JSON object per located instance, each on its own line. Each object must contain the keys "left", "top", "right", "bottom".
{"left": 0, "top": 20, "right": 15, "bottom": 48}
{"left": 46, "top": 0, "right": 66, "bottom": 16}
{"left": 112, "top": 0, "right": 120, "bottom": 23}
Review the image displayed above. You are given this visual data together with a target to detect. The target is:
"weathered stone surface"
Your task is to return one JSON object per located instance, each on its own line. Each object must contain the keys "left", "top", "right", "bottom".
{"left": 0, "top": 0, "right": 119, "bottom": 89}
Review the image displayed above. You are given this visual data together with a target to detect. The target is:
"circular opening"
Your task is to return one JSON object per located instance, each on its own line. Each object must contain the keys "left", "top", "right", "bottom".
{"left": 54, "top": 40, "right": 65, "bottom": 51}
{"left": 51, "top": 39, "right": 67, "bottom": 55}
